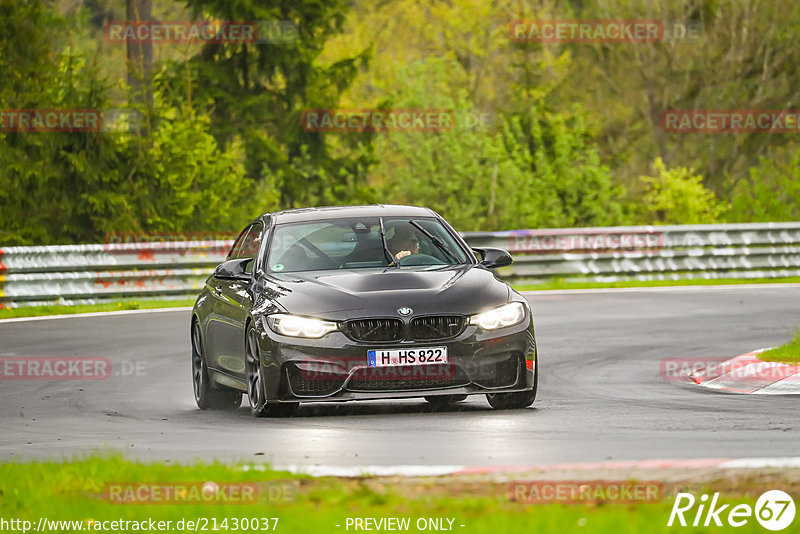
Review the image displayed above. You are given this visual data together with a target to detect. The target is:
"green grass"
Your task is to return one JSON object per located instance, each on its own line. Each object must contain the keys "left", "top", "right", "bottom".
{"left": 512, "top": 276, "right": 800, "bottom": 292}
{"left": 3, "top": 277, "right": 799, "bottom": 320}
{"left": 0, "top": 456, "right": 777, "bottom": 534}
{"left": 0, "top": 298, "right": 196, "bottom": 320}
{"left": 758, "top": 329, "right": 800, "bottom": 364}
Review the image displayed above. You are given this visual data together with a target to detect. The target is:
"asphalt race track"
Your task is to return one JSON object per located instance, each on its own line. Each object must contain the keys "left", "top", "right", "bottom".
{"left": 1, "top": 285, "right": 799, "bottom": 467}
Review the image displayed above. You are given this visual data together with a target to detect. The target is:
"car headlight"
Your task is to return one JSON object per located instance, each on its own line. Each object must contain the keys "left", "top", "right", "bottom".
{"left": 267, "top": 314, "right": 338, "bottom": 338}
{"left": 469, "top": 302, "right": 526, "bottom": 330}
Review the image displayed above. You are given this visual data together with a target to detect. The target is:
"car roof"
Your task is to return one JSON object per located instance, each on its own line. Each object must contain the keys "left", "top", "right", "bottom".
{"left": 260, "top": 204, "right": 438, "bottom": 225}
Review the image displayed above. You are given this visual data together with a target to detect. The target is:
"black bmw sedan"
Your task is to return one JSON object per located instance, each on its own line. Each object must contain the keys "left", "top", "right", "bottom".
{"left": 191, "top": 205, "right": 538, "bottom": 416}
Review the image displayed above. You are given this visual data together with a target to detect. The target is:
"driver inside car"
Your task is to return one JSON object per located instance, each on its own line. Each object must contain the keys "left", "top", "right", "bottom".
{"left": 388, "top": 227, "right": 421, "bottom": 261}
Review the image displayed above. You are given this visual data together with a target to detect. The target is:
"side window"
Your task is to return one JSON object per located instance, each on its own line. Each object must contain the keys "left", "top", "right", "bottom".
{"left": 237, "top": 223, "right": 264, "bottom": 273}
{"left": 227, "top": 227, "right": 250, "bottom": 260}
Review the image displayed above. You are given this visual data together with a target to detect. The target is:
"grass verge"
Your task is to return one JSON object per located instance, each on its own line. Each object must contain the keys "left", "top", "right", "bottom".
{"left": 0, "top": 298, "right": 195, "bottom": 320}
{"left": 0, "top": 456, "right": 783, "bottom": 534}
{"left": 758, "top": 329, "right": 800, "bottom": 364}
{"left": 512, "top": 276, "right": 800, "bottom": 292}
{"left": 3, "top": 278, "right": 799, "bottom": 320}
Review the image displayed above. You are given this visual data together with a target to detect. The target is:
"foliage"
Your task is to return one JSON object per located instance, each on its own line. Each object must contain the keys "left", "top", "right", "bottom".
{"left": 159, "top": 0, "right": 374, "bottom": 210}
{"left": 728, "top": 147, "right": 800, "bottom": 223}
{"left": 638, "top": 158, "right": 727, "bottom": 225}
{"left": 1, "top": 0, "right": 262, "bottom": 245}
{"left": 0, "top": 0, "right": 122, "bottom": 244}
{"left": 375, "top": 59, "right": 627, "bottom": 231}
{"left": 3, "top": 0, "right": 800, "bottom": 246}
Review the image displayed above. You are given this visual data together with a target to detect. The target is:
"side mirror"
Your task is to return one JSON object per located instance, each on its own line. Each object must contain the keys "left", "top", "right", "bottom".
{"left": 214, "top": 258, "right": 253, "bottom": 281}
{"left": 473, "top": 247, "right": 513, "bottom": 269}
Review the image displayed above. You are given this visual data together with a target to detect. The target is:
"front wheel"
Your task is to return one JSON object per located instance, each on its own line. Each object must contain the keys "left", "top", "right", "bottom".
{"left": 245, "top": 327, "right": 298, "bottom": 418}
{"left": 486, "top": 361, "right": 537, "bottom": 410}
{"left": 192, "top": 322, "right": 242, "bottom": 410}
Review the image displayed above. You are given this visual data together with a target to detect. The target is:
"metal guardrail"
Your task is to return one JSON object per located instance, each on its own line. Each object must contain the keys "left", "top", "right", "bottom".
{"left": 0, "top": 241, "right": 232, "bottom": 307}
{"left": 1, "top": 223, "right": 799, "bottom": 307}
{"left": 469, "top": 222, "right": 800, "bottom": 284}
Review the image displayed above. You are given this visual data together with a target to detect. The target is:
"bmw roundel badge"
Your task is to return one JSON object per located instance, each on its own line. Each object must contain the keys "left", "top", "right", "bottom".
{"left": 397, "top": 307, "right": 413, "bottom": 316}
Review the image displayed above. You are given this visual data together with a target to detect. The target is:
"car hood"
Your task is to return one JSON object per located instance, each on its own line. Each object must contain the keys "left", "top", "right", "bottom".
{"left": 261, "top": 264, "right": 510, "bottom": 320}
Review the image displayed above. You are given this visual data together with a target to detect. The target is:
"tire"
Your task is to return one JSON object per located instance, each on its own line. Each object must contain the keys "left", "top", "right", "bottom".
{"left": 192, "top": 321, "right": 242, "bottom": 410}
{"left": 486, "top": 360, "right": 538, "bottom": 410}
{"left": 425, "top": 394, "right": 467, "bottom": 408}
{"left": 245, "top": 326, "right": 298, "bottom": 418}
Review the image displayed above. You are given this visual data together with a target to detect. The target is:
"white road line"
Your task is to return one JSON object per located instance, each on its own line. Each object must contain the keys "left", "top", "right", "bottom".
{"left": 267, "top": 465, "right": 465, "bottom": 477}
{"left": 720, "top": 458, "right": 800, "bottom": 469}
{"left": 264, "top": 457, "right": 800, "bottom": 477}
{"left": 0, "top": 306, "right": 193, "bottom": 324}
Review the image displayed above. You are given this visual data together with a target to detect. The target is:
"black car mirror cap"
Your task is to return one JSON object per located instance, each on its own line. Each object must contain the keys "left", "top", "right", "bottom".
{"left": 214, "top": 258, "right": 253, "bottom": 280}
{"left": 473, "top": 247, "right": 513, "bottom": 269}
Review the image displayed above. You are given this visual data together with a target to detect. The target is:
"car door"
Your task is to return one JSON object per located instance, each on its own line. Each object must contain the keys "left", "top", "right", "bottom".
{"left": 207, "top": 223, "right": 264, "bottom": 379}
{"left": 204, "top": 226, "right": 248, "bottom": 372}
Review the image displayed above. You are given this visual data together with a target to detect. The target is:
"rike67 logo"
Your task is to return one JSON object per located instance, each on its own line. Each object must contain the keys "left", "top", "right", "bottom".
{"left": 668, "top": 490, "right": 795, "bottom": 530}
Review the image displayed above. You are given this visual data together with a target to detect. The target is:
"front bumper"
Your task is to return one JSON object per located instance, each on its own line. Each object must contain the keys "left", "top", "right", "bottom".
{"left": 255, "top": 316, "right": 537, "bottom": 403}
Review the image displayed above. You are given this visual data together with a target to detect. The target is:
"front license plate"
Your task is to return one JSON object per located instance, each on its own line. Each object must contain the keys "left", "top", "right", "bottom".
{"left": 367, "top": 347, "right": 449, "bottom": 367}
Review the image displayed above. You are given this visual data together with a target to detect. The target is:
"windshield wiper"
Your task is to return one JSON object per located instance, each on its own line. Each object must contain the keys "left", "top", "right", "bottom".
{"left": 409, "top": 220, "right": 460, "bottom": 264}
{"left": 379, "top": 217, "right": 398, "bottom": 268}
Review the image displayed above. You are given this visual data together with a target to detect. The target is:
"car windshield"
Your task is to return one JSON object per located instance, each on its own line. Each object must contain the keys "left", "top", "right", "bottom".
{"left": 267, "top": 217, "right": 469, "bottom": 273}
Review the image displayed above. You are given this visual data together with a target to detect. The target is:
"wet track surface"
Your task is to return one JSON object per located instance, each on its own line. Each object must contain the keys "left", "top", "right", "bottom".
{"left": 1, "top": 285, "right": 798, "bottom": 466}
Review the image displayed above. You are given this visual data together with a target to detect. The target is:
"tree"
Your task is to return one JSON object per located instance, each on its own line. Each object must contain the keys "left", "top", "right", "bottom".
{"left": 0, "top": 0, "right": 253, "bottom": 245}
{"left": 728, "top": 146, "right": 800, "bottom": 222}
{"left": 161, "top": 0, "right": 374, "bottom": 209}
{"left": 126, "top": 0, "right": 153, "bottom": 104}
{"left": 375, "top": 59, "right": 627, "bottom": 231}
{"left": 638, "top": 157, "right": 727, "bottom": 224}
